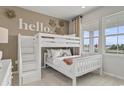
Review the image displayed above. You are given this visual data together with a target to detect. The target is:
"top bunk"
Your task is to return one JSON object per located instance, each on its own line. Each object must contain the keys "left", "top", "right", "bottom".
{"left": 35, "top": 33, "right": 80, "bottom": 47}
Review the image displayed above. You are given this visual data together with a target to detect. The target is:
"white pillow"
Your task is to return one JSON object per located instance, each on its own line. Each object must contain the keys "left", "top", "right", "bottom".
{"left": 61, "top": 49, "right": 72, "bottom": 57}
{"left": 51, "top": 49, "right": 62, "bottom": 58}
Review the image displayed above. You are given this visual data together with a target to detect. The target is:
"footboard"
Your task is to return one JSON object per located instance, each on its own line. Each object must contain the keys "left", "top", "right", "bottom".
{"left": 44, "top": 52, "right": 102, "bottom": 86}
{"left": 72, "top": 54, "right": 102, "bottom": 77}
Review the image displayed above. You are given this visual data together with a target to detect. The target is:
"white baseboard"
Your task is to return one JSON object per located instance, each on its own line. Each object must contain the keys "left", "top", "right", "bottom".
{"left": 103, "top": 71, "right": 124, "bottom": 80}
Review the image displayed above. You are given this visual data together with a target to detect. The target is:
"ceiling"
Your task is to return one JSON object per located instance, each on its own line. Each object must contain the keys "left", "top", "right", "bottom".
{"left": 20, "top": 6, "right": 100, "bottom": 20}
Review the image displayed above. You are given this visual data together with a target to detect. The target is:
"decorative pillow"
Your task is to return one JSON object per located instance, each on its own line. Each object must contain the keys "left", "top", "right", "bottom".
{"left": 51, "top": 49, "right": 62, "bottom": 58}
{"left": 61, "top": 49, "right": 72, "bottom": 57}
{"left": 64, "top": 58, "right": 73, "bottom": 65}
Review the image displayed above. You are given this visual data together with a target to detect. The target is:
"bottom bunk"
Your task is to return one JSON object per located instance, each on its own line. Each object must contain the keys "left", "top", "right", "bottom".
{"left": 44, "top": 51, "right": 102, "bottom": 86}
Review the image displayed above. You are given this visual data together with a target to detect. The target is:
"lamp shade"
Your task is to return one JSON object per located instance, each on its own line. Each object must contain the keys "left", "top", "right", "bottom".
{"left": 0, "top": 27, "right": 8, "bottom": 43}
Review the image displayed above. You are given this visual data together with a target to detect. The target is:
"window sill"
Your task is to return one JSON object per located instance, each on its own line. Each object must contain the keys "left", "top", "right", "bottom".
{"left": 103, "top": 53, "right": 124, "bottom": 57}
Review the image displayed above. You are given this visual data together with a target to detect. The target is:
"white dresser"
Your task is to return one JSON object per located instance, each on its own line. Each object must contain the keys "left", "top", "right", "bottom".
{"left": 0, "top": 59, "right": 12, "bottom": 86}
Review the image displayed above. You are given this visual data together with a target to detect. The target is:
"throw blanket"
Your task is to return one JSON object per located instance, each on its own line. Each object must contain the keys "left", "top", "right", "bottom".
{"left": 62, "top": 55, "right": 81, "bottom": 65}
{"left": 63, "top": 58, "right": 73, "bottom": 65}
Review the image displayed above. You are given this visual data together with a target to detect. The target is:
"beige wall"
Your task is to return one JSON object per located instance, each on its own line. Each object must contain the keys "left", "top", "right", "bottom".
{"left": 0, "top": 6, "right": 69, "bottom": 71}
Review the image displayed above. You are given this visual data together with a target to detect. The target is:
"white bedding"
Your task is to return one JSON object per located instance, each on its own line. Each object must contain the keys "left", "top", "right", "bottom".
{"left": 47, "top": 55, "right": 80, "bottom": 73}
{"left": 46, "top": 49, "right": 72, "bottom": 59}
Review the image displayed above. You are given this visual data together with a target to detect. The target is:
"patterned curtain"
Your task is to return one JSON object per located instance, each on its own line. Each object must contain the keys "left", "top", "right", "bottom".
{"left": 72, "top": 16, "right": 82, "bottom": 55}
{"left": 72, "top": 16, "right": 82, "bottom": 37}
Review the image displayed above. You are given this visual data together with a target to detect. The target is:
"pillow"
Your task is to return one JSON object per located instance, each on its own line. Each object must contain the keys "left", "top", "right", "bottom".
{"left": 61, "top": 49, "right": 72, "bottom": 57}
{"left": 51, "top": 49, "right": 62, "bottom": 58}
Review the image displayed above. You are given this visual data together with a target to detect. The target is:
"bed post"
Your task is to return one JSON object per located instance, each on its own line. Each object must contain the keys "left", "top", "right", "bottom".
{"left": 18, "top": 33, "right": 22, "bottom": 86}
{"left": 72, "top": 77, "right": 76, "bottom": 86}
{"left": 99, "top": 55, "right": 103, "bottom": 75}
{"left": 43, "top": 52, "right": 47, "bottom": 68}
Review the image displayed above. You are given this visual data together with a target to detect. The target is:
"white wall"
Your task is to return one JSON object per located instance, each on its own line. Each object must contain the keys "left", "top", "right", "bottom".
{"left": 83, "top": 6, "right": 124, "bottom": 22}
{"left": 69, "top": 6, "right": 124, "bottom": 79}
{"left": 103, "top": 54, "right": 124, "bottom": 79}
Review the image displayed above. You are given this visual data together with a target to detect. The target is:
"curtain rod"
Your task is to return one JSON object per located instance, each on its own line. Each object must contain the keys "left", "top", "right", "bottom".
{"left": 72, "top": 15, "right": 83, "bottom": 21}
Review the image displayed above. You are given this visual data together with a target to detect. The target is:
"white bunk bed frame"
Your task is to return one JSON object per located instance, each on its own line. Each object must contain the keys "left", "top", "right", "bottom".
{"left": 35, "top": 33, "right": 102, "bottom": 86}
{"left": 34, "top": 32, "right": 81, "bottom": 67}
{"left": 18, "top": 33, "right": 81, "bottom": 85}
{"left": 35, "top": 33, "right": 81, "bottom": 47}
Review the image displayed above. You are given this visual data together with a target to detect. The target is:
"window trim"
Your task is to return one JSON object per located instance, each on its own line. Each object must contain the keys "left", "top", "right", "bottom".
{"left": 105, "top": 33, "right": 124, "bottom": 37}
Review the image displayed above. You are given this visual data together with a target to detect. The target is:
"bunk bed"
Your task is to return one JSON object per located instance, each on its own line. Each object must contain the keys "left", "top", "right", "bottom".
{"left": 18, "top": 33, "right": 102, "bottom": 85}
{"left": 18, "top": 33, "right": 81, "bottom": 85}
{"left": 35, "top": 33, "right": 102, "bottom": 86}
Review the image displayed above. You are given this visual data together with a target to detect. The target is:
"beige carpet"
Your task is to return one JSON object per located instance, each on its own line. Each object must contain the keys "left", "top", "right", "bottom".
{"left": 12, "top": 67, "right": 124, "bottom": 86}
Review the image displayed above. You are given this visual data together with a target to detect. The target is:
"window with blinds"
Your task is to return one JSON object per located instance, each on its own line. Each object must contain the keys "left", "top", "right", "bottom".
{"left": 104, "top": 11, "right": 124, "bottom": 54}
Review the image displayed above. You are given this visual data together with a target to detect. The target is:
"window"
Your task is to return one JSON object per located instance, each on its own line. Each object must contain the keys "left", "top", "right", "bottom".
{"left": 82, "top": 21, "right": 99, "bottom": 53}
{"left": 105, "top": 35, "right": 118, "bottom": 53}
{"left": 83, "top": 30, "right": 99, "bottom": 53}
{"left": 82, "top": 11, "right": 124, "bottom": 55}
{"left": 105, "top": 27, "right": 124, "bottom": 54}
{"left": 104, "top": 12, "right": 124, "bottom": 54}
{"left": 118, "top": 35, "right": 124, "bottom": 54}
{"left": 83, "top": 31, "right": 90, "bottom": 52}
{"left": 93, "top": 31, "right": 99, "bottom": 52}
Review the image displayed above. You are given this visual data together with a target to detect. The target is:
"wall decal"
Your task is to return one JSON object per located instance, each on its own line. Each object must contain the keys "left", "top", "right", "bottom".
{"left": 59, "top": 20, "right": 65, "bottom": 27}
{"left": 5, "top": 9, "right": 16, "bottom": 19}
{"left": 18, "top": 18, "right": 65, "bottom": 34}
{"left": 19, "top": 18, "right": 50, "bottom": 33}
{"left": 48, "top": 19, "right": 57, "bottom": 33}
{"left": 49, "top": 19, "right": 56, "bottom": 27}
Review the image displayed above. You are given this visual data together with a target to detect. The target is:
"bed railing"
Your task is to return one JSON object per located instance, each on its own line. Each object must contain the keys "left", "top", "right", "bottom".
{"left": 35, "top": 33, "right": 80, "bottom": 47}
{"left": 44, "top": 51, "right": 102, "bottom": 86}
{"left": 72, "top": 54, "right": 102, "bottom": 77}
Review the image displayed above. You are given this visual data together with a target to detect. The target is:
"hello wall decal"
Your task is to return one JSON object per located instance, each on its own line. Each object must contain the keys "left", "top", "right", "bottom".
{"left": 18, "top": 18, "right": 53, "bottom": 33}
